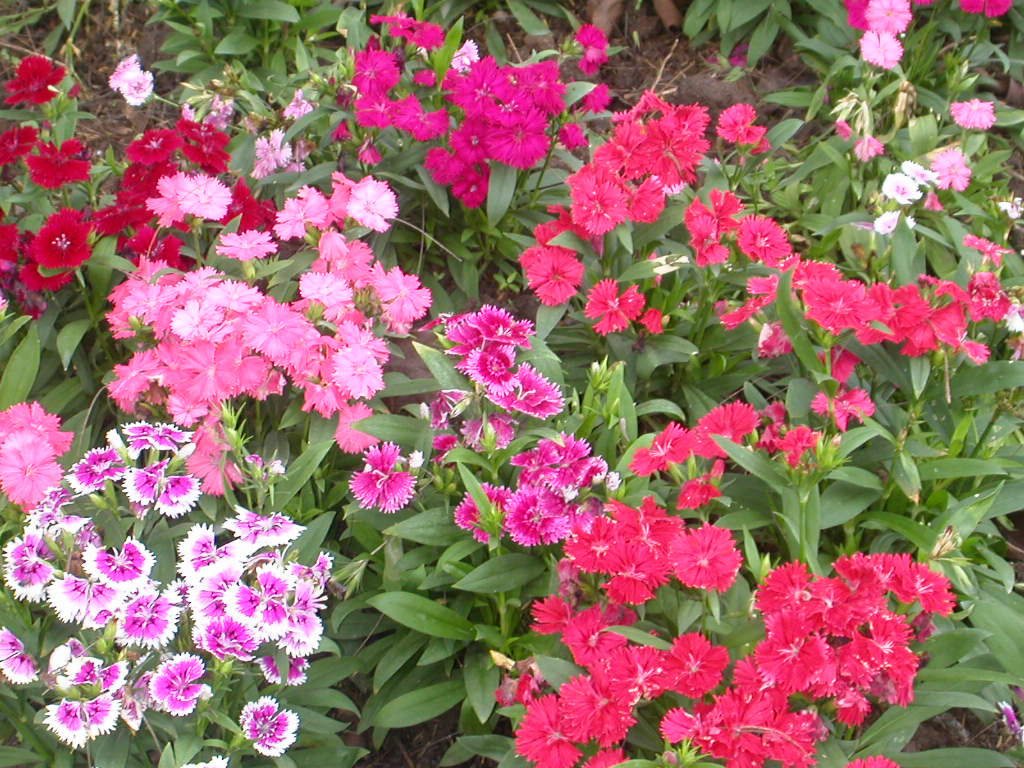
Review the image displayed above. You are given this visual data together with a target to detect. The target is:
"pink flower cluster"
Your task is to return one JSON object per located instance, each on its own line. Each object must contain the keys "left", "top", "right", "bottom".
{"left": 514, "top": 527, "right": 954, "bottom": 768}
{"left": 2, "top": 424, "right": 331, "bottom": 757}
{"left": 107, "top": 176, "right": 429, "bottom": 490}
{"left": 108, "top": 54, "right": 154, "bottom": 107}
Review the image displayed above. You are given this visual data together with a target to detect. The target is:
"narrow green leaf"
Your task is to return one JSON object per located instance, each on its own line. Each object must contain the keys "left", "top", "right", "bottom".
{"left": 891, "top": 749, "right": 1013, "bottom": 768}
{"left": 453, "top": 554, "right": 545, "bottom": 593}
{"left": 214, "top": 30, "right": 259, "bottom": 55}
{"left": 713, "top": 436, "right": 789, "bottom": 492}
{"left": 274, "top": 438, "right": 332, "bottom": 511}
{"left": 56, "top": 318, "right": 90, "bottom": 370}
{"left": 607, "top": 625, "right": 672, "bottom": 650}
{"left": 463, "top": 650, "right": 500, "bottom": 723}
{"left": 0, "top": 325, "right": 40, "bottom": 409}
{"left": 412, "top": 341, "right": 465, "bottom": 390}
{"left": 486, "top": 162, "right": 517, "bottom": 226}
{"left": 775, "top": 270, "right": 824, "bottom": 375}
{"left": 57, "top": 0, "right": 76, "bottom": 29}
{"left": 371, "top": 680, "right": 465, "bottom": 728}
{"left": 505, "top": 0, "right": 550, "bottom": 35}
{"left": 367, "top": 591, "right": 474, "bottom": 640}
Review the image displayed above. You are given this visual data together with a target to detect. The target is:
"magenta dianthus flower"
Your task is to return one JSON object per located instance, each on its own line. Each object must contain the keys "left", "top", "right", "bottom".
{"left": 350, "top": 442, "right": 415, "bottom": 513}
{"left": 240, "top": 696, "right": 299, "bottom": 757}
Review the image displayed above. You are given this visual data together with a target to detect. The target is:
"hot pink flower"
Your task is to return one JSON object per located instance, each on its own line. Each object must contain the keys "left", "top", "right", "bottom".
{"left": 950, "top": 99, "right": 996, "bottom": 130}
{"left": 575, "top": 24, "right": 609, "bottom": 74}
{"left": 931, "top": 147, "right": 971, "bottom": 191}
{"left": 350, "top": 442, "right": 415, "bottom": 513}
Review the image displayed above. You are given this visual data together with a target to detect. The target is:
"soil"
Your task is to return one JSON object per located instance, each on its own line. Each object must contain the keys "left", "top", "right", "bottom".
{"left": 4, "top": 1, "right": 1022, "bottom": 765}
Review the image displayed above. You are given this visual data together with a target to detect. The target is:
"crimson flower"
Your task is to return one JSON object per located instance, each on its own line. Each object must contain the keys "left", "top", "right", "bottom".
{"left": 4, "top": 56, "right": 65, "bottom": 105}
{"left": 26, "top": 139, "right": 90, "bottom": 189}
{"left": 29, "top": 208, "right": 92, "bottom": 270}
{"left": 0, "top": 125, "right": 38, "bottom": 165}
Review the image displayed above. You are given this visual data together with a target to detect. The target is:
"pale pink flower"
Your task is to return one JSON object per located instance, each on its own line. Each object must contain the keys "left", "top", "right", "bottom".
{"left": 950, "top": 99, "right": 996, "bottom": 130}
{"left": 923, "top": 191, "right": 943, "bottom": 210}
{"left": 147, "top": 172, "right": 190, "bottom": 227}
{"left": 283, "top": 89, "right": 314, "bottom": 119}
{"left": 252, "top": 129, "right": 293, "bottom": 179}
{"left": 371, "top": 265, "right": 431, "bottom": 333}
{"left": 853, "top": 136, "right": 885, "bottom": 161}
{"left": 334, "top": 401, "right": 378, "bottom": 453}
{"left": 217, "top": 231, "right": 278, "bottom": 261}
{"left": 177, "top": 174, "right": 231, "bottom": 221}
{"left": 347, "top": 177, "right": 398, "bottom": 232}
{"left": 931, "top": 147, "right": 972, "bottom": 191}
{"left": 109, "top": 54, "right": 154, "bottom": 106}
{"left": 330, "top": 345, "right": 385, "bottom": 400}
{"left": 451, "top": 40, "right": 480, "bottom": 72}
{"left": 860, "top": 31, "right": 903, "bottom": 69}
{"left": 864, "top": 0, "right": 912, "bottom": 33}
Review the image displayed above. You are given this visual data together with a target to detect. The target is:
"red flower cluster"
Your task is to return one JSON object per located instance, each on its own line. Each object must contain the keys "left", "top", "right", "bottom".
{"left": 26, "top": 139, "right": 91, "bottom": 189}
{"left": 514, "top": 548, "right": 954, "bottom": 768}
{"left": 565, "top": 496, "right": 741, "bottom": 603}
{"left": 716, "top": 103, "right": 769, "bottom": 151}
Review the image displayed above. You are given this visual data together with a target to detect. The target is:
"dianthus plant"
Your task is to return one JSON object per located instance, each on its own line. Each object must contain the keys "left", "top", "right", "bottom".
{"left": 504, "top": 494, "right": 956, "bottom": 768}
{"left": 0, "top": 420, "right": 337, "bottom": 765}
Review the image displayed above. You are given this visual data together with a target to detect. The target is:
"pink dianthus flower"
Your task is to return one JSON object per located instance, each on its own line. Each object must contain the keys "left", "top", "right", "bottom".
{"left": 860, "top": 31, "right": 903, "bottom": 69}
{"left": 931, "top": 147, "right": 972, "bottom": 191}
{"left": 950, "top": 99, "right": 996, "bottom": 130}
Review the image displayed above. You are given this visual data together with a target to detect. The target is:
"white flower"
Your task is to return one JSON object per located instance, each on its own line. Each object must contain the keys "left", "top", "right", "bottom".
{"left": 873, "top": 210, "right": 901, "bottom": 234}
{"left": 900, "top": 160, "right": 938, "bottom": 186}
{"left": 998, "top": 198, "right": 1023, "bottom": 219}
{"left": 881, "top": 172, "right": 922, "bottom": 205}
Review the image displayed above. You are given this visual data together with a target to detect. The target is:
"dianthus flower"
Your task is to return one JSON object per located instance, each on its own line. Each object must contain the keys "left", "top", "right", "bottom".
{"left": 29, "top": 208, "right": 92, "bottom": 271}
{"left": 4, "top": 55, "right": 65, "bottom": 105}
{"left": 126, "top": 129, "right": 183, "bottom": 165}
{"left": 149, "top": 654, "right": 209, "bottom": 715}
{"left": 520, "top": 245, "right": 585, "bottom": 305}
{"left": 860, "top": 31, "right": 903, "bottom": 69}
{"left": 252, "top": 129, "right": 293, "bottom": 179}
{"left": 216, "top": 230, "right": 277, "bottom": 262}
{"left": 575, "top": 24, "right": 609, "bottom": 74}
{"left": 0, "top": 125, "right": 38, "bottom": 165}
{"left": 931, "top": 147, "right": 971, "bottom": 191}
{"left": 350, "top": 442, "right": 415, "bottom": 513}
{"left": 960, "top": 0, "right": 1012, "bottom": 15}
{"left": 864, "top": 0, "right": 912, "bottom": 33}
{"left": 346, "top": 177, "right": 398, "bottom": 232}
{"left": 584, "top": 279, "right": 645, "bottom": 335}
{"left": 515, "top": 694, "right": 580, "bottom": 768}
{"left": 26, "top": 139, "right": 90, "bottom": 189}
{"left": 737, "top": 215, "right": 793, "bottom": 268}
{"left": 716, "top": 103, "right": 767, "bottom": 146}
{"left": 108, "top": 54, "right": 154, "bottom": 106}
{"left": 963, "top": 233, "right": 1009, "bottom": 267}
{"left": 669, "top": 524, "right": 741, "bottom": 591}
{"left": 568, "top": 165, "right": 630, "bottom": 236}
{"left": 854, "top": 136, "right": 885, "bottom": 161}
{"left": 489, "top": 364, "right": 563, "bottom": 418}
{"left": 950, "top": 98, "right": 996, "bottom": 130}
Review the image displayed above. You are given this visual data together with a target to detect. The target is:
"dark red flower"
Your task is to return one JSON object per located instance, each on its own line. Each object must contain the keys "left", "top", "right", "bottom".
{"left": 177, "top": 119, "right": 230, "bottom": 174}
{"left": 220, "top": 179, "right": 277, "bottom": 231}
{"left": 19, "top": 261, "right": 72, "bottom": 291}
{"left": 29, "top": 208, "right": 92, "bottom": 270}
{"left": 125, "top": 129, "right": 184, "bottom": 165}
{"left": 0, "top": 125, "right": 38, "bottom": 165}
{"left": 25, "top": 139, "right": 90, "bottom": 188}
{"left": 4, "top": 56, "right": 65, "bottom": 105}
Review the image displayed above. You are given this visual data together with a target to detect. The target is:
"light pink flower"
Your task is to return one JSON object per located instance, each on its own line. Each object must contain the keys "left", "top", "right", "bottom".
{"left": 347, "top": 177, "right": 398, "bottom": 232}
{"left": 109, "top": 54, "right": 154, "bottom": 106}
{"left": 371, "top": 265, "right": 431, "bottom": 333}
{"left": 860, "top": 31, "right": 903, "bottom": 69}
{"left": 253, "top": 129, "right": 293, "bottom": 179}
{"left": 950, "top": 99, "right": 996, "bottom": 130}
{"left": 331, "top": 344, "right": 385, "bottom": 400}
{"left": 283, "top": 89, "right": 314, "bottom": 119}
{"left": 853, "top": 135, "right": 885, "bottom": 161}
{"left": 217, "top": 230, "right": 278, "bottom": 261}
{"left": 931, "top": 147, "right": 972, "bottom": 191}
{"left": 864, "top": 0, "right": 912, "bottom": 33}
{"left": 178, "top": 173, "right": 231, "bottom": 220}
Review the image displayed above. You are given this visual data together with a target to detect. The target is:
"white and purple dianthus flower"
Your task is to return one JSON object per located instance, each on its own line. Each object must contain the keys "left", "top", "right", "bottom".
{"left": 83, "top": 537, "right": 154, "bottom": 587}
{"left": 68, "top": 447, "right": 127, "bottom": 493}
{"left": 4, "top": 531, "right": 56, "bottom": 602}
{"left": 0, "top": 627, "right": 38, "bottom": 684}
{"left": 239, "top": 696, "right": 299, "bottom": 757}
{"left": 224, "top": 508, "right": 304, "bottom": 548}
{"left": 149, "top": 653, "right": 209, "bottom": 716}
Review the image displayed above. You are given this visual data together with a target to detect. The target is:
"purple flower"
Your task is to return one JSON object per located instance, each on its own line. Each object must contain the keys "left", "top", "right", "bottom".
{"left": 227, "top": 565, "right": 293, "bottom": 640}
{"left": 116, "top": 590, "right": 180, "bottom": 649}
{"left": 258, "top": 656, "right": 309, "bottom": 686}
{"left": 43, "top": 694, "right": 120, "bottom": 748}
{"left": 0, "top": 627, "right": 37, "bottom": 684}
{"left": 502, "top": 486, "right": 573, "bottom": 546}
{"left": 123, "top": 459, "right": 169, "bottom": 505}
{"left": 3, "top": 531, "right": 55, "bottom": 601}
{"left": 197, "top": 615, "right": 259, "bottom": 661}
{"left": 155, "top": 473, "right": 201, "bottom": 518}
{"left": 67, "top": 447, "right": 127, "bottom": 493}
{"left": 84, "top": 537, "right": 153, "bottom": 586}
{"left": 121, "top": 422, "right": 192, "bottom": 457}
{"left": 224, "top": 508, "right": 304, "bottom": 548}
{"left": 149, "top": 654, "right": 208, "bottom": 716}
{"left": 239, "top": 696, "right": 299, "bottom": 757}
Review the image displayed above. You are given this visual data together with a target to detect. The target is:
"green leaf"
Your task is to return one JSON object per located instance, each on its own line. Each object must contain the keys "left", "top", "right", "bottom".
{"left": 355, "top": 414, "right": 431, "bottom": 450}
{"left": 775, "top": 270, "right": 824, "bottom": 375}
{"left": 953, "top": 360, "right": 1024, "bottom": 397}
{"left": 238, "top": 0, "right": 300, "bottom": 22}
{"left": 918, "top": 457, "right": 1010, "bottom": 481}
{"left": 608, "top": 625, "right": 672, "bottom": 650}
{"left": 534, "top": 655, "right": 583, "bottom": 688}
{"left": 0, "top": 747, "right": 43, "bottom": 767}
{"left": 463, "top": 650, "right": 500, "bottom": 723}
{"left": 367, "top": 592, "right": 474, "bottom": 640}
{"left": 746, "top": 15, "right": 779, "bottom": 68}
{"left": 766, "top": 117, "right": 803, "bottom": 148}
{"left": 0, "top": 325, "right": 40, "bottom": 409}
{"left": 637, "top": 335, "right": 698, "bottom": 377}
{"left": 56, "top": 318, "right": 90, "bottom": 370}
{"left": 371, "top": 680, "right": 465, "bottom": 728}
{"left": 892, "top": 451, "right": 921, "bottom": 503}
{"left": 713, "top": 436, "right": 789, "bottom": 492}
{"left": 385, "top": 508, "right": 463, "bottom": 546}
{"left": 505, "top": 0, "right": 550, "bottom": 35}
{"left": 214, "top": 30, "right": 259, "bottom": 55}
{"left": 275, "top": 439, "right": 333, "bottom": 510}
{"left": 291, "top": 510, "right": 335, "bottom": 563}
{"left": 412, "top": 341, "right": 466, "bottom": 390}
{"left": 486, "top": 162, "right": 517, "bottom": 226}
{"left": 57, "top": 0, "right": 76, "bottom": 29}
{"left": 453, "top": 553, "right": 545, "bottom": 593}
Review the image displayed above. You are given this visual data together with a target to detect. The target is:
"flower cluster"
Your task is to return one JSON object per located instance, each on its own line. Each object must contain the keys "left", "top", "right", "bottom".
{"left": 106, "top": 173, "right": 429, "bottom": 491}
{"left": 519, "top": 90, "right": 711, "bottom": 308}
{"left": 108, "top": 54, "right": 154, "bottom": 107}
{"left": 1, "top": 422, "right": 328, "bottom": 759}
{"left": 514, "top": 536, "right": 954, "bottom": 768}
